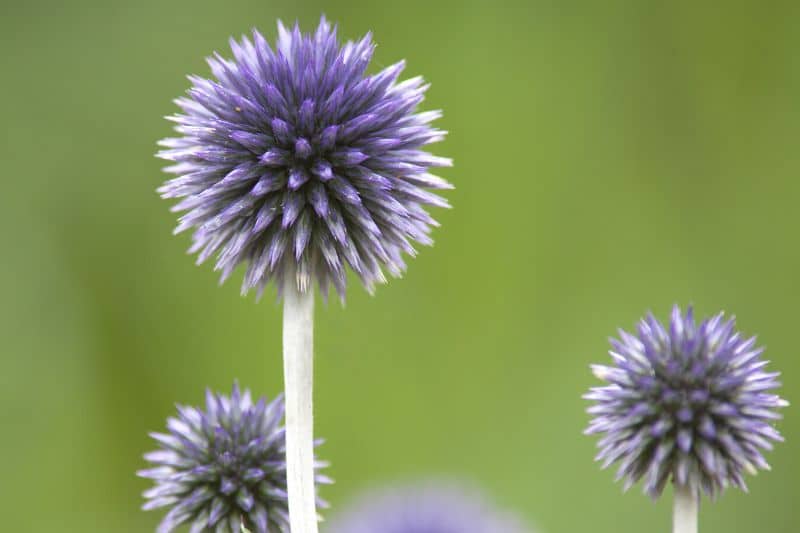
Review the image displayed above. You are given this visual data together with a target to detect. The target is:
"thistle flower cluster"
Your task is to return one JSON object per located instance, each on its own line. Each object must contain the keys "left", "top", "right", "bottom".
{"left": 158, "top": 17, "right": 452, "bottom": 299}
{"left": 585, "top": 306, "right": 788, "bottom": 498}
{"left": 327, "top": 482, "right": 532, "bottom": 533}
{"left": 138, "top": 384, "right": 330, "bottom": 532}
{"left": 143, "top": 13, "right": 792, "bottom": 533}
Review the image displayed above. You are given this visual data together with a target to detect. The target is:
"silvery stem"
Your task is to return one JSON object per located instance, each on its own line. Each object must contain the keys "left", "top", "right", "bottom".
{"left": 673, "top": 484, "right": 698, "bottom": 533}
{"left": 282, "top": 276, "right": 318, "bottom": 533}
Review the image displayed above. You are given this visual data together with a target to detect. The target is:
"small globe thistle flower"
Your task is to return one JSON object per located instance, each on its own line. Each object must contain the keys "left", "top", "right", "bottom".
{"left": 328, "top": 482, "right": 533, "bottom": 533}
{"left": 158, "top": 16, "right": 452, "bottom": 299}
{"left": 138, "top": 383, "right": 331, "bottom": 533}
{"left": 585, "top": 305, "right": 788, "bottom": 499}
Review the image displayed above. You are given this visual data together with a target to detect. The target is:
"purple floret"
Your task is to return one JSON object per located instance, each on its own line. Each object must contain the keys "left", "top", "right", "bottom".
{"left": 138, "top": 383, "right": 331, "bottom": 533}
{"left": 328, "top": 482, "right": 533, "bottom": 533}
{"left": 158, "top": 17, "right": 452, "bottom": 300}
{"left": 585, "top": 305, "right": 788, "bottom": 498}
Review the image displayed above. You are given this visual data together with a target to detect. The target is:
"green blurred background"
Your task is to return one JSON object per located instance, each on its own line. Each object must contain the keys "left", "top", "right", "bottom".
{"left": 2, "top": 0, "right": 799, "bottom": 531}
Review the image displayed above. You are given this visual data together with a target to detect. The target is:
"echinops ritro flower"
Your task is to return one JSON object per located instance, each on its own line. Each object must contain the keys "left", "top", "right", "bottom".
{"left": 327, "top": 482, "right": 532, "bottom": 533}
{"left": 138, "top": 383, "right": 331, "bottom": 532}
{"left": 158, "top": 17, "right": 452, "bottom": 299}
{"left": 585, "top": 305, "right": 788, "bottom": 498}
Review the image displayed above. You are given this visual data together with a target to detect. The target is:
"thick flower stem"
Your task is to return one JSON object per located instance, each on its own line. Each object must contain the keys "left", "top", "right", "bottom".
{"left": 673, "top": 484, "right": 698, "bottom": 533}
{"left": 282, "top": 277, "right": 318, "bottom": 533}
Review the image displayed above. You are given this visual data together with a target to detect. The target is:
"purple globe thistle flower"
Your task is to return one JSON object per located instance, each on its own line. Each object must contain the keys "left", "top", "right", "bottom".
{"left": 138, "top": 383, "right": 331, "bottom": 533}
{"left": 158, "top": 17, "right": 452, "bottom": 299}
{"left": 585, "top": 305, "right": 788, "bottom": 499}
{"left": 328, "top": 482, "right": 533, "bottom": 533}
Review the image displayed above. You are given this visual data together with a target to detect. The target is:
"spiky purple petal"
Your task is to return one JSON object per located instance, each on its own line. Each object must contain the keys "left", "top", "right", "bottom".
{"left": 585, "top": 305, "right": 788, "bottom": 499}
{"left": 158, "top": 17, "right": 452, "bottom": 300}
{"left": 139, "top": 383, "right": 331, "bottom": 532}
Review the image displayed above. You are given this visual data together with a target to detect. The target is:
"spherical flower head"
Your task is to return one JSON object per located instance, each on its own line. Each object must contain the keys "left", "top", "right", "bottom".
{"left": 327, "top": 481, "right": 533, "bottom": 533}
{"left": 138, "top": 383, "right": 331, "bottom": 532}
{"left": 158, "top": 17, "right": 453, "bottom": 300}
{"left": 585, "top": 305, "right": 788, "bottom": 499}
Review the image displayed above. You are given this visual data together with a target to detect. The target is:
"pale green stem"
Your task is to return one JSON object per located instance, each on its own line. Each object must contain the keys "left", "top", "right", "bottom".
{"left": 673, "top": 484, "right": 698, "bottom": 533}
{"left": 282, "top": 276, "right": 318, "bottom": 533}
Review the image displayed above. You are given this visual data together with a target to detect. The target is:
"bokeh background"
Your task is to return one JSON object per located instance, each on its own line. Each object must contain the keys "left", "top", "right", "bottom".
{"left": 2, "top": 0, "right": 799, "bottom": 531}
